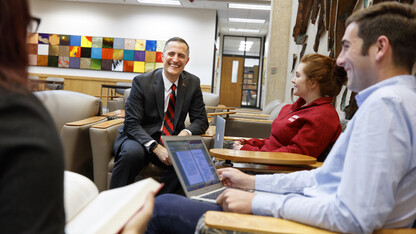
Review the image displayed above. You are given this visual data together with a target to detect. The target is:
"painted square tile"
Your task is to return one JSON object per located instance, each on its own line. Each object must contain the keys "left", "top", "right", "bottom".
{"left": 38, "top": 33, "right": 49, "bottom": 44}
{"left": 112, "top": 60, "right": 123, "bottom": 71}
{"left": 123, "top": 60, "right": 134, "bottom": 72}
{"left": 135, "top": 39, "right": 146, "bottom": 51}
{"left": 145, "top": 51, "right": 156, "bottom": 63}
{"left": 123, "top": 50, "right": 134, "bottom": 61}
{"left": 49, "top": 45, "right": 59, "bottom": 56}
{"left": 145, "top": 62, "right": 155, "bottom": 72}
{"left": 80, "top": 58, "right": 91, "bottom": 69}
{"left": 48, "top": 56, "right": 59, "bottom": 67}
{"left": 113, "top": 49, "right": 124, "bottom": 60}
{"left": 27, "top": 44, "right": 38, "bottom": 54}
{"left": 103, "top": 37, "right": 114, "bottom": 49}
{"left": 156, "top": 40, "right": 165, "bottom": 52}
{"left": 28, "top": 54, "right": 37, "bottom": 66}
{"left": 58, "top": 56, "right": 69, "bottom": 68}
{"left": 92, "top": 37, "right": 103, "bottom": 48}
{"left": 69, "top": 57, "right": 80, "bottom": 69}
{"left": 156, "top": 52, "right": 163, "bottom": 63}
{"left": 155, "top": 62, "right": 163, "bottom": 69}
{"left": 70, "top": 46, "right": 81, "bottom": 58}
{"left": 91, "top": 59, "right": 102, "bottom": 70}
{"left": 81, "top": 47, "right": 92, "bottom": 58}
{"left": 49, "top": 34, "right": 60, "bottom": 45}
{"left": 146, "top": 40, "right": 157, "bottom": 51}
{"left": 113, "top": 38, "right": 124, "bottom": 49}
{"left": 27, "top": 33, "right": 38, "bottom": 44}
{"left": 102, "top": 48, "right": 113, "bottom": 60}
{"left": 38, "top": 44, "right": 49, "bottom": 55}
{"left": 59, "top": 46, "right": 70, "bottom": 57}
{"left": 37, "top": 55, "right": 48, "bottom": 66}
{"left": 60, "top": 35, "right": 70, "bottom": 45}
{"left": 134, "top": 61, "right": 145, "bottom": 73}
{"left": 81, "top": 36, "right": 93, "bottom": 48}
{"left": 91, "top": 48, "right": 102, "bottom": 59}
{"left": 124, "top": 39, "right": 135, "bottom": 50}
{"left": 134, "top": 51, "right": 145, "bottom": 61}
{"left": 70, "top": 35, "right": 81, "bottom": 46}
{"left": 102, "top": 59, "right": 112, "bottom": 71}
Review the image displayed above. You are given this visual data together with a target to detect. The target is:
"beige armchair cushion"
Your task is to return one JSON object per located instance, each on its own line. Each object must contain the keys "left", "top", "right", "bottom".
{"left": 34, "top": 90, "right": 102, "bottom": 132}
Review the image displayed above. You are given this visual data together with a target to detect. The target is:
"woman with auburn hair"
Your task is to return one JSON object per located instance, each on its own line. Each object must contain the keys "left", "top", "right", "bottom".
{"left": 234, "top": 53, "right": 347, "bottom": 160}
{"left": 0, "top": 0, "right": 66, "bottom": 232}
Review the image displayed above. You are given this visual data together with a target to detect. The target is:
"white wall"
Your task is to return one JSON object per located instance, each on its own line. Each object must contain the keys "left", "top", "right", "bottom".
{"left": 28, "top": 0, "right": 216, "bottom": 85}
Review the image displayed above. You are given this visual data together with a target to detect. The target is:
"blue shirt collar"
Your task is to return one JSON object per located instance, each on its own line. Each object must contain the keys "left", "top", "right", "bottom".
{"left": 355, "top": 75, "right": 416, "bottom": 107}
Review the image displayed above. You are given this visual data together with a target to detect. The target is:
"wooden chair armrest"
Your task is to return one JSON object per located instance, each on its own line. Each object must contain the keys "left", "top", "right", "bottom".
{"left": 207, "top": 111, "right": 237, "bottom": 117}
{"left": 223, "top": 136, "right": 253, "bottom": 141}
{"left": 204, "top": 211, "right": 415, "bottom": 234}
{"left": 102, "top": 109, "right": 125, "bottom": 118}
{"left": 204, "top": 211, "right": 334, "bottom": 234}
{"left": 206, "top": 106, "right": 236, "bottom": 110}
{"left": 91, "top": 118, "right": 124, "bottom": 129}
{"left": 225, "top": 117, "right": 273, "bottom": 123}
{"left": 201, "top": 126, "right": 216, "bottom": 137}
{"left": 65, "top": 116, "right": 107, "bottom": 126}
{"left": 231, "top": 112, "right": 270, "bottom": 118}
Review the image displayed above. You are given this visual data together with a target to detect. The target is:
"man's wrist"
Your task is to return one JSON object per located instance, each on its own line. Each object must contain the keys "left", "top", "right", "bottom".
{"left": 149, "top": 141, "right": 158, "bottom": 153}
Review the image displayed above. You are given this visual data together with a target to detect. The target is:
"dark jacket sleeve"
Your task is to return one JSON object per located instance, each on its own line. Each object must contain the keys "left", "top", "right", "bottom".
{"left": 0, "top": 90, "right": 65, "bottom": 233}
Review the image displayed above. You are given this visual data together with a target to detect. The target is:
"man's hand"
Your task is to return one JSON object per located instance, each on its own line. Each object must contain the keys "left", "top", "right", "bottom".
{"left": 216, "top": 188, "right": 254, "bottom": 214}
{"left": 153, "top": 144, "right": 171, "bottom": 166}
{"left": 217, "top": 167, "right": 255, "bottom": 190}
{"left": 178, "top": 129, "right": 190, "bottom": 136}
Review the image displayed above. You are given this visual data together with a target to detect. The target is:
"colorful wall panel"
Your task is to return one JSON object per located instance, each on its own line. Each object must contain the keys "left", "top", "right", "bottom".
{"left": 27, "top": 33, "right": 165, "bottom": 73}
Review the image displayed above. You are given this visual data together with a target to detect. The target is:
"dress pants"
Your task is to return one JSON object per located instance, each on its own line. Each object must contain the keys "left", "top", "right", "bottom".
{"left": 146, "top": 194, "right": 222, "bottom": 234}
{"left": 110, "top": 138, "right": 181, "bottom": 195}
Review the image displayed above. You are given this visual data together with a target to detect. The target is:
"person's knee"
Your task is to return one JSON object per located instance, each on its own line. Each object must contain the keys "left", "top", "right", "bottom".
{"left": 117, "top": 141, "right": 146, "bottom": 165}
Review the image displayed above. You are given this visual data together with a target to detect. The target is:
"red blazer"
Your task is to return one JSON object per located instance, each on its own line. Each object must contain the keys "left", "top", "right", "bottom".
{"left": 241, "top": 97, "right": 342, "bottom": 158}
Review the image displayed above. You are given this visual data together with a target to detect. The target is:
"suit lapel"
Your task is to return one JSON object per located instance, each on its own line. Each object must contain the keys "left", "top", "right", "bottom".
{"left": 153, "top": 70, "right": 165, "bottom": 121}
{"left": 174, "top": 73, "right": 188, "bottom": 128}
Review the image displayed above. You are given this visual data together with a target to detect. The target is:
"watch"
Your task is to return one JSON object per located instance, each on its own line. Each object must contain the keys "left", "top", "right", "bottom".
{"left": 149, "top": 141, "right": 158, "bottom": 153}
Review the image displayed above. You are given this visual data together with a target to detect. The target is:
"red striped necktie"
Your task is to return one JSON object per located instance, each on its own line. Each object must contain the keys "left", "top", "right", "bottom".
{"left": 162, "top": 84, "right": 176, "bottom": 136}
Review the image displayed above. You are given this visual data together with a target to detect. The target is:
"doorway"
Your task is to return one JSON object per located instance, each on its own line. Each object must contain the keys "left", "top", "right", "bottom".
{"left": 220, "top": 56, "right": 244, "bottom": 107}
{"left": 219, "top": 36, "right": 263, "bottom": 108}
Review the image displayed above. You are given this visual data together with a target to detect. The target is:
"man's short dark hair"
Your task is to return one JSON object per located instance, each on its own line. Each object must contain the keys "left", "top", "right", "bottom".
{"left": 346, "top": 2, "right": 416, "bottom": 71}
{"left": 163, "top": 37, "right": 190, "bottom": 56}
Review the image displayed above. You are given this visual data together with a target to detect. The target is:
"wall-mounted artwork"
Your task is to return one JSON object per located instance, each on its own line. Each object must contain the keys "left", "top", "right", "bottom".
{"left": 27, "top": 33, "right": 165, "bottom": 73}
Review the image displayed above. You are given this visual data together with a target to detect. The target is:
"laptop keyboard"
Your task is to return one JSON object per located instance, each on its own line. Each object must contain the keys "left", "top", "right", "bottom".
{"left": 201, "top": 188, "right": 226, "bottom": 200}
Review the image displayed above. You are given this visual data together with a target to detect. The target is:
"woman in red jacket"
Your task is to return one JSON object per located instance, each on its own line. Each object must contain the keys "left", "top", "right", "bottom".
{"left": 234, "top": 54, "right": 347, "bottom": 160}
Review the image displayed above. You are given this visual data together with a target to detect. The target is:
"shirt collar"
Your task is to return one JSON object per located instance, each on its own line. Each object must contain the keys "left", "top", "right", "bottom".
{"left": 355, "top": 75, "right": 416, "bottom": 107}
{"left": 162, "top": 71, "right": 179, "bottom": 92}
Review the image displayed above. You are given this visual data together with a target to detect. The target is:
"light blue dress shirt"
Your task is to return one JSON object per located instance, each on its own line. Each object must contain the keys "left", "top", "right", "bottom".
{"left": 252, "top": 75, "right": 416, "bottom": 233}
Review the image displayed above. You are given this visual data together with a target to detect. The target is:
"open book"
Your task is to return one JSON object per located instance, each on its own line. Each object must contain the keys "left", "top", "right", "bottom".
{"left": 64, "top": 171, "right": 161, "bottom": 234}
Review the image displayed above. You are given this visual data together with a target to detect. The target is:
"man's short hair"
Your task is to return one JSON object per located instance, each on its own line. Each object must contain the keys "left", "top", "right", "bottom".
{"left": 163, "top": 37, "right": 190, "bottom": 56}
{"left": 346, "top": 2, "right": 416, "bottom": 71}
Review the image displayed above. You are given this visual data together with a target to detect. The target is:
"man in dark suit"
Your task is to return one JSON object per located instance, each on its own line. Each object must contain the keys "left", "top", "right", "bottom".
{"left": 110, "top": 37, "right": 209, "bottom": 193}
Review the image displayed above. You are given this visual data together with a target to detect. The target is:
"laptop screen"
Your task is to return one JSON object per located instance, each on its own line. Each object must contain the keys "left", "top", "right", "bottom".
{"left": 165, "top": 139, "right": 221, "bottom": 192}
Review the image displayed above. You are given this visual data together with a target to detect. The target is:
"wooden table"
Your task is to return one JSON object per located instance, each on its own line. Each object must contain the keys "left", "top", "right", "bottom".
{"left": 102, "top": 109, "right": 125, "bottom": 119}
{"left": 209, "top": 148, "right": 319, "bottom": 172}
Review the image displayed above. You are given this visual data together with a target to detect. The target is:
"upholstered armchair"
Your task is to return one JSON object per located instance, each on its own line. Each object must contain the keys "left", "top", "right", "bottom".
{"left": 34, "top": 90, "right": 104, "bottom": 180}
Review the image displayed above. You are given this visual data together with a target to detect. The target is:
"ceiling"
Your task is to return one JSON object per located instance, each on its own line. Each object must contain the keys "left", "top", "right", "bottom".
{"left": 55, "top": 0, "right": 271, "bottom": 37}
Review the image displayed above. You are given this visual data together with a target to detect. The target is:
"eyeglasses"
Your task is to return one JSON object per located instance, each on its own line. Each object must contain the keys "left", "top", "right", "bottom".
{"left": 27, "top": 17, "right": 41, "bottom": 34}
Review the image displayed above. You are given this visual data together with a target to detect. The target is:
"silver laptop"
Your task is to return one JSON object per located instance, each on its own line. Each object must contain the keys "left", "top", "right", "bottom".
{"left": 161, "top": 135, "right": 226, "bottom": 203}
{"left": 213, "top": 115, "right": 226, "bottom": 149}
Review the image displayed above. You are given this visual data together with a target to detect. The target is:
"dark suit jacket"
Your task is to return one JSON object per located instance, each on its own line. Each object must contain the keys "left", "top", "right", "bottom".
{"left": 114, "top": 68, "right": 209, "bottom": 151}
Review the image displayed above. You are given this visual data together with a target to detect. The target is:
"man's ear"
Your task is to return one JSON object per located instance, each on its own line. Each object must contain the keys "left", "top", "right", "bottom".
{"left": 375, "top": 35, "right": 389, "bottom": 62}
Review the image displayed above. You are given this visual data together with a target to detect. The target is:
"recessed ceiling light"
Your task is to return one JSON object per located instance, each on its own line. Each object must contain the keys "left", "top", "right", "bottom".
{"left": 137, "top": 0, "right": 181, "bottom": 6}
{"left": 229, "top": 18, "right": 265, "bottom": 24}
{"left": 229, "top": 3, "right": 270, "bottom": 11}
{"left": 229, "top": 28, "right": 260, "bottom": 33}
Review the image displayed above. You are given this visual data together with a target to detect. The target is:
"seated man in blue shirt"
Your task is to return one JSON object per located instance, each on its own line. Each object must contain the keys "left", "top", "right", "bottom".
{"left": 146, "top": 2, "right": 416, "bottom": 233}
